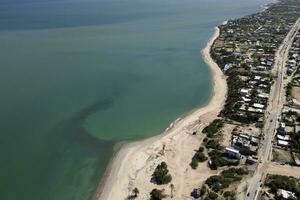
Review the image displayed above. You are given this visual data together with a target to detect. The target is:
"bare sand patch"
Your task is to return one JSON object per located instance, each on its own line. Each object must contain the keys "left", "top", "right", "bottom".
{"left": 221, "top": 123, "right": 236, "bottom": 147}
{"left": 272, "top": 148, "right": 293, "bottom": 163}
{"left": 292, "top": 86, "right": 300, "bottom": 102}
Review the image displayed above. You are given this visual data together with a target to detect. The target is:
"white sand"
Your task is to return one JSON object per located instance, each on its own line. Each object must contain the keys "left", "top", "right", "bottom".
{"left": 94, "top": 26, "right": 227, "bottom": 200}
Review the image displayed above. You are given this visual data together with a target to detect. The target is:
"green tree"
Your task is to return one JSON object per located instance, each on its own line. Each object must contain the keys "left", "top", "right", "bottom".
{"left": 150, "top": 189, "right": 166, "bottom": 200}
{"left": 152, "top": 162, "right": 172, "bottom": 185}
{"left": 133, "top": 187, "right": 139, "bottom": 197}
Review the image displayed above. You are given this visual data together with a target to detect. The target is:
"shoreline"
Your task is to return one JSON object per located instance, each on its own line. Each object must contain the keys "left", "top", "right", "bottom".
{"left": 94, "top": 24, "right": 227, "bottom": 200}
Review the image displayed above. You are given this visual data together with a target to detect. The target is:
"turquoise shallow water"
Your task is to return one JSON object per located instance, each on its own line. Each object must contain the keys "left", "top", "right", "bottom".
{"left": 0, "top": 0, "right": 271, "bottom": 199}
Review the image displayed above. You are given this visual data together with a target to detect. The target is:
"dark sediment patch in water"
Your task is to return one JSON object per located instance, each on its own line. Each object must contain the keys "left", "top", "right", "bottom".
{"left": 70, "top": 98, "right": 115, "bottom": 148}
{"left": 53, "top": 98, "right": 115, "bottom": 143}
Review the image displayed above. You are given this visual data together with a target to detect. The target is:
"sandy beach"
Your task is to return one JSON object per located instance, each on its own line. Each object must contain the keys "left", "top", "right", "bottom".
{"left": 94, "top": 25, "right": 227, "bottom": 200}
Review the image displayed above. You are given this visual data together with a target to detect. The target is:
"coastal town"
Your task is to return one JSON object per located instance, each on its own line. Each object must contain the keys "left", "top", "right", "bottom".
{"left": 199, "top": 0, "right": 300, "bottom": 199}
{"left": 97, "top": 0, "right": 300, "bottom": 200}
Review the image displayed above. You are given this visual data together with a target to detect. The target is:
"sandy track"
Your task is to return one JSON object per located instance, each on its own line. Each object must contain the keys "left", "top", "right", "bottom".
{"left": 264, "top": 162, "right": 300, "bottom": 177}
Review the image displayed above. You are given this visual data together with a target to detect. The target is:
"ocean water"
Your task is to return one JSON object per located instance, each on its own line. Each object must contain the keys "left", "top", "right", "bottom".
{"left": 0, "top": 0, "right": 270, "bottom": 199}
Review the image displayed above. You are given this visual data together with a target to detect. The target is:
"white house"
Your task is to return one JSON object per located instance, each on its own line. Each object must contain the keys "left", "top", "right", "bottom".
{"left": 258, "top": 93, "right": 269, "bottom": 98}
{"left": 240, "top": 88, "right": 250, "bottom": 95}
{"left": 277, "top": 140, "right": 290, "bottom": 147}
{"left": 242, "top": 96, "right": 251, "bottom": 102}
{"left": 254, "top": 75, "right": 261, "bottom": 80}
{"left": 277, "top": 189, "right": 296, "bottom": 199}
{"left": 253, "top": 103, "right": 264, "bottom": 109}
{"left": 277, "top": 134, "right": 291, "bottom": 141}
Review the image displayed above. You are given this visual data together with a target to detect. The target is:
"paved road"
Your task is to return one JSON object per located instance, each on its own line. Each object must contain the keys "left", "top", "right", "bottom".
{"left": 245, "top": 18, "right": 300, "bottom": 200}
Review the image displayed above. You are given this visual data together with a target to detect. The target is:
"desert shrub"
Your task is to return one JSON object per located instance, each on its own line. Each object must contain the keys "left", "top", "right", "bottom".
{"left": 190, "top": 147, "right": 208, "bottom": 169}
{"left": 205, "top": 175, "right": 229, "bottom": 192}
{"left": 204, "top": 139, "right": 222, "bottom": 150}
{"left": 152, "top": 162, "right": 172, "bottom": 185}
{"left": 201, "top": 185, "right": 207, "bottom": 196}
{"left": 208, "top": 150, "right": 239, "bottom": 168}
{"left": 223, "top": 191, "right": 236, "bottom": 200}
{"left": 190, "top": 158, "right": 199, "bottom": 169}
{"left": 203, "top": 191, "right": 219, "bottom": 200}
{"left": 150, "top": 189, "right": 166, "bottom": 200}
{"left": 286, "top": 82, "right": 293, "bottom": 96}
{"left": 205, "top": 168, "right": 248, "bottom": 192}
{"left": 195, "top": 151, "right": 208, "bottom": 162}
{"left": 199, "top": 146, "right": 205, "bottom": 152}
{"left": 265, "top": 175, "right": 298, "bottom": 193}
{"left": 203, "top": 119, "right": 224, "bottom": 137}
{"left": 221, "top": 168, "right": 248, "bottom": 177}
{"left": 207, "top": 191, "right": 219, "bottom": 200}
{"left": 190, "top": 152, "right": 208, "bottom": 169}
{"left": 213, "top": 157, "right": 239, "bottom": 168}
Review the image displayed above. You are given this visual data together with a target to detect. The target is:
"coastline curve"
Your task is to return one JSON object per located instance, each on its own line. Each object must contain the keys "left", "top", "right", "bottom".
{"left": 94, "top": 24, "right": 228, "bottom": 200}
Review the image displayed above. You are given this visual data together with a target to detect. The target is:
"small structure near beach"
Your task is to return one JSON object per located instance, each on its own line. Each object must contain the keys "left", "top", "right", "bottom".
{"left": 225, "top": 147, "right": 241, "bottom": 159}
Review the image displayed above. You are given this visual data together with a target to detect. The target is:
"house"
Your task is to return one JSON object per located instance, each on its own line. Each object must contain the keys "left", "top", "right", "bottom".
{"left": 245, "top": 158, "right": 256, "bottom": 165}
{"left": 233, "top": 135, "right": 251, "bottom": 149}
{"left": 248, "top": 80, "right": 257, "bottom": 86}
{"left": 225, "top": 147, "right": 241, "bottom": 159}
{"left": 223, "top": 63, "right": 231, "bottom": 72}
{"left": 277, "top": 127, "right": 286, "bottom": 135}
{"left": 250, "top": 137, "right": 259, "bottom": 146}
{"left": 266, "top": 61, "right": 273, "bottom": 66}
{"left": 240, "top": 134, "right": 250, "bottom": 140}
{"left": 259, "top": 84, "right": 268, "bottom": 88}
{"left": 258, "top": 93, "right": 269, "bottom": 98}
{"left": 292, "top": 99, "right": 300, "bottom": 108}
{"left": 277, "top": 134, "right": 291, "bottom": 141}
{"left": 254, "top": 75, "right": 261, "bottom": 80}
{"left": 296, "top": 125, "right": 300, "bottom": 134}
{"left": 248, "top": 107, "right": 264, "bottom": 113}
{"left": 253, "top": 103, "right": 265, "bottom": 109}
{"left": 239, "top": 103, "right": 247, "bottom": 111}
{"left": 294, "top": 158, "right": 300, "bottom": 166}
{"left": 277, "top": 189, "right": 296, "bottom": 199}
{"left": 242, "top": 96, "right": 251, "bottom": 102}
{"left": 236, "top": 138, "right": 250, "bottom": 148}
{"left": 288, "top": 59, "right": 297, "bottom": 66}
{"left": 277, "top": 122, "right": 286, "bottom": 135}
{"left": 256, "top": 65, "right": 267, "bottom": 71}
{"left": 277, "top": 140, "right": 290, "bottom": 147}
{"left": 240, "top": 88, "right": 250, "bottom": 95}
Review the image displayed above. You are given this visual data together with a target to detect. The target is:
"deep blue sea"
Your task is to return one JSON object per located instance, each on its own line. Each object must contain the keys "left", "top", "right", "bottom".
{"left": 0, "top": 0, "right": 270, "bottom": 199}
